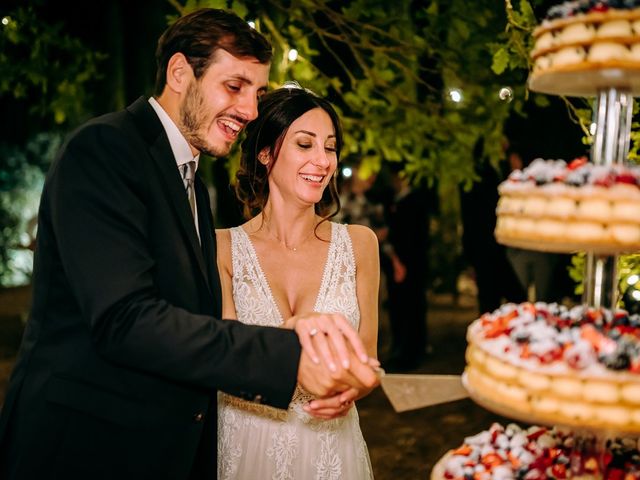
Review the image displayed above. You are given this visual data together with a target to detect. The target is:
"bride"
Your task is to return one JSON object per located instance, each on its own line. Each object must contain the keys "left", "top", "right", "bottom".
{"left": 215, "top": 84, "right": 379, "bottom": 479}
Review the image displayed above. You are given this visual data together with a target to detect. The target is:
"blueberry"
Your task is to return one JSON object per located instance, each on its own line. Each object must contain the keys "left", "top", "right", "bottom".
{"left": 608, "top": 329, "right": 622, "bottom": 340}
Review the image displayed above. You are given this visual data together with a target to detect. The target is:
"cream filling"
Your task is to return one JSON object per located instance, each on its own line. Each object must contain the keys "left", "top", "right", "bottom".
{"left": 588, "top": 42, "right": 630, "bottom": 62}
{"left": 596, "top": 19, "right": 633, "bottom": 38}
{"left": 560, "top": 22, "right": 596, "bottom": 43}
{"left": 554, "top": 46, "right": 587, "bottom": 66}
{"left": 610, "top": 224, "right": 640, "bottom": 244}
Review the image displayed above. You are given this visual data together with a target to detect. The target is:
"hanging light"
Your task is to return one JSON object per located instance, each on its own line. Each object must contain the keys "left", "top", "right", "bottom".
{"left": 288, "top": 49, "right": 299, "bottom": 62}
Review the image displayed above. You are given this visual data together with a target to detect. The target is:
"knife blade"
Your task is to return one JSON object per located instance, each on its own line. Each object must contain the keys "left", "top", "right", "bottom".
{"left": 377, "top": 372, "right": 469, "bottom": 412}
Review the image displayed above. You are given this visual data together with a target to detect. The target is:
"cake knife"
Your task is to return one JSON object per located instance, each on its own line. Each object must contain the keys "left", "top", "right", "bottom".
{"left": 376, "top": 370, "right": 469, "bottom": 412}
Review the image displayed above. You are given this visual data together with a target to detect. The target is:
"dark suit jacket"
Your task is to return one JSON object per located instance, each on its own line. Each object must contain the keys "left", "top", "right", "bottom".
{"left": 0, "top": 97, "right": 301, "bottom": 480}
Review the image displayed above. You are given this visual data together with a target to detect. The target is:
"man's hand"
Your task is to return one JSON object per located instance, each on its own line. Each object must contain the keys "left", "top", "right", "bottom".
{"left": 288, "top": 312, "right": 379, "bottom": 414}
{"left": 297, "top": 347, "right": 379, "bottom": 400}
{"left": 286, "top": 312, "right": 369, "bottom": 371}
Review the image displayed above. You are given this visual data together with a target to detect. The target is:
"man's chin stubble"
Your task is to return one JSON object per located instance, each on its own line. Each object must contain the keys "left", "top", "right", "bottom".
{"left": 187, "top": 135, "right": 231, "bottom": 158}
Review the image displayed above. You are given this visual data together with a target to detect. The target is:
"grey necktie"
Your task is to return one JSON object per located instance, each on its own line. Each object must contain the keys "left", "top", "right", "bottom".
{"left": 181, "top": 161, "right": 200, "bottom": 243}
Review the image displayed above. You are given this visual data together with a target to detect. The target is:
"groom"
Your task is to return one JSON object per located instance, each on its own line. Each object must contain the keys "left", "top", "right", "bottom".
{"left": 0, "top": 9, "right": 378, "bottom": 480}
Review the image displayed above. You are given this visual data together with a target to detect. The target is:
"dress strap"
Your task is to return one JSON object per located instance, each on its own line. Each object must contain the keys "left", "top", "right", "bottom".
{"left": 314, "top": 223, "right": 360, "bottom": 329}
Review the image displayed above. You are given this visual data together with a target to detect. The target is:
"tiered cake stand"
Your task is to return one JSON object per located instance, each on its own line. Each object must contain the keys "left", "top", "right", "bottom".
{"left": 432, "top": 72, "right": 640, "bottom": 478}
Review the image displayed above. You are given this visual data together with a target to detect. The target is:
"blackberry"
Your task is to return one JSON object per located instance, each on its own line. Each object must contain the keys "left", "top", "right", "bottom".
{"left": 512, "top": 331, "right": 530, "bottom": 343}
{"left": 601, "top": 352, "right": 631, "bottom": 370}
{"left": 613, "top": 314, "right": 630, "bottom": 327}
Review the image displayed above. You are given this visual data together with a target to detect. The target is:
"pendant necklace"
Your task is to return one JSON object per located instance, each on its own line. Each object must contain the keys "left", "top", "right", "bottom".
{"left": 265, "top": 223, "right": 316, "bottom": 252}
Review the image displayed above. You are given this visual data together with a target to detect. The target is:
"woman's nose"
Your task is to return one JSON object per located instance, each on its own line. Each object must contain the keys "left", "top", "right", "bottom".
{"left": 311, "top": 148, "right": 331, "bottom": 168}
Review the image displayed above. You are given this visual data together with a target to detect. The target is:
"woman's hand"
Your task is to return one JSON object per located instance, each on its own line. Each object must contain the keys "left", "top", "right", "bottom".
{"left": 303, "top": 362, "right": 383, "bottom": 420}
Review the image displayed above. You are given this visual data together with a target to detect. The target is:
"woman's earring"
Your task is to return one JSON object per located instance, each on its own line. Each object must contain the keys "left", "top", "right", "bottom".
{"left": 258, "top": 152, "right": 270, "bottom": 166}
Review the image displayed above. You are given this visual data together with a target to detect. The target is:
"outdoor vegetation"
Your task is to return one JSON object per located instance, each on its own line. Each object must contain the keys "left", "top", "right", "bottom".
{"left": 1, "top": 0, "right": 638, "bottom": 298}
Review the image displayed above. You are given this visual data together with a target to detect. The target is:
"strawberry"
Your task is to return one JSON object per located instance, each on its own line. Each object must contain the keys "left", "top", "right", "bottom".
{"left": 616, "top": 173, "right": 637, "bottom": 185}
{"left": 551, "top": 463, "right": 568, "bottom": 479}
{"left": 568, "top": 157, "right": 588, "bottom": 170}
{"left": 607, "top": 469, "right": 625, "bottom": 480}
{"left": 480, "top": 453, "right": 504, "bottom": 468}
{"left": 452, "top": 445, "right": 472, "bottom": 456}
{"left": 527, "top": 428, "right": 548, "bottom": 441}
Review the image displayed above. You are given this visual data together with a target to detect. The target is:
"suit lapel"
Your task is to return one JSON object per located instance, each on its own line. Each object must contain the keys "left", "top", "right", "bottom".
{"left": 126, "top": 97, "right": 211, "bottom": 294}
{"left": 194, "top": 178, "right": 222, "bottom": 317}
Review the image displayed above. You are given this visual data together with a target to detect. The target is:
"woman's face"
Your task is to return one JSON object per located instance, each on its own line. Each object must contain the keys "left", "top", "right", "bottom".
{"left": 266, "top": 107, "right": 338, "bottom": 206}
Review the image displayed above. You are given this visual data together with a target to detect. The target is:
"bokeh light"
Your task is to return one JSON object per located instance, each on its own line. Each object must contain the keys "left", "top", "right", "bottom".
{"left": 498, "top": 87, "right": 513, "bottom": 102}
{"left": 448, "top": 88, "right": 462, "bottom": 103}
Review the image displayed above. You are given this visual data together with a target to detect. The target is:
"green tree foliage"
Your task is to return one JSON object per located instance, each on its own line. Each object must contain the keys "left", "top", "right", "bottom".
{"left": 172, "top": 0, "right": 534, "bottom": 189}
{"left": 0, "top": 7, "right": 104, "bottom": 286}
{"left": 1, "top": 7, "right": 105, "bottom": 130}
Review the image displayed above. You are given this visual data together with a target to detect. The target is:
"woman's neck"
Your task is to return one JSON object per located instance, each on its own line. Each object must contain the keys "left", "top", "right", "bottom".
{"left": 259, "top": 201, "right": 319, "bottom": 250}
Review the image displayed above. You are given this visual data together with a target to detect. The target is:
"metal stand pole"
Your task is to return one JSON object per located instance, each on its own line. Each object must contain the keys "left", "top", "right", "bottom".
{"left": 583, "top": 88, "right": 633, "bottom": 310}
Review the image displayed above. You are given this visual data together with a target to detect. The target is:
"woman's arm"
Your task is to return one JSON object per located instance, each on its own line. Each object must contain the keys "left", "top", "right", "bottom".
{"left": 350, "top": 223, "right": 380, "bottom": 359}
{"left": 303, "top": 224, "right": 381, "bottom": 419}
{"left": 215, "top": 228, "right": 238, "bottom": 320}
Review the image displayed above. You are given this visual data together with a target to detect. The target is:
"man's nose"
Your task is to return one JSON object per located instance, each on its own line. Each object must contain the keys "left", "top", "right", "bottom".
{"left": 236, "top": 91, "right": 259, "bottom": 121}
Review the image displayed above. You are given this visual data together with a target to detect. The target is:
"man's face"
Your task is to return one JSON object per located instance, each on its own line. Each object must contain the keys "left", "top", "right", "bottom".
{"left": 179, "top": 49, "right": 269, "bottom": 157}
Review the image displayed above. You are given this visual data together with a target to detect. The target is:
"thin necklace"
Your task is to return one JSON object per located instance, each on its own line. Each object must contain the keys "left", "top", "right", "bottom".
{"left": 264, "top": 222, "right": 316, "bottom": 252}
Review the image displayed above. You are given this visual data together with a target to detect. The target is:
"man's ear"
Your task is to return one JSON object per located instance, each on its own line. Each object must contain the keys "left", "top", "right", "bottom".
{"left": 165, "top": 53, "right": 194, "bottom": 94}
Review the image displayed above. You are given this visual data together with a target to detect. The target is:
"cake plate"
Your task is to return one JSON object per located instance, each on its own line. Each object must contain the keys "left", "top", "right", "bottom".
{"left": 494, "top": 235, "right": 640, "bottom": 255}
{"left": 462, "top": 372, "right": 640, "bottom": 437}
{"left": 529, "top": 66, "right": 640, "bottom": 97}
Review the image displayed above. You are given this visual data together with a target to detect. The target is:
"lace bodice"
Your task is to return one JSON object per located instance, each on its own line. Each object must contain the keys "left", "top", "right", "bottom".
{"left": 229, "top": 222, "right": 360, "bottom": 330}
{"left": 218, "top": 222, "right": 373, "bottom": 479}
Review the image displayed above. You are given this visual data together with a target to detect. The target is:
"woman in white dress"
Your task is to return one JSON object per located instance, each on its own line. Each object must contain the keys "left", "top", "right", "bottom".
{"left": 215, "top": 84, "right": 379, "bottom": 479}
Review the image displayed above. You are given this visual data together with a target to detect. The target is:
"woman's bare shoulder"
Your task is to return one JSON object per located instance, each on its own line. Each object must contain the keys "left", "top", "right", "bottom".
{"left": 215, "top": 228, "right": 232, "bottom": 245}
{"left": 345, "top": 223, "right": 378, "bottom": 254}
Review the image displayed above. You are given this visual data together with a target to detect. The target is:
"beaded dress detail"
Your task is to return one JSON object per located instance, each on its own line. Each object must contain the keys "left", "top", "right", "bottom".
{"left": 217, "top": 222, "right": 374, "bottom": 479}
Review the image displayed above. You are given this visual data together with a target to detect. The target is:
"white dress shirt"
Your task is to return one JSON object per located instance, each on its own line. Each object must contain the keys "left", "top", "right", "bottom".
{"left": 148, "top": 97, "right": 200, "bottom": 241}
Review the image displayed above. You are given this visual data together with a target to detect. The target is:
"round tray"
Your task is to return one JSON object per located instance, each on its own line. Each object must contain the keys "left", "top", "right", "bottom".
{"left": 528, "top": 65, "right": 640, "bottom": 97}
{"left": 462, "top": 372, "right": 640, "bottom": 437}
{"left": 495, "top": 234, "right": 640, "bottom": 254}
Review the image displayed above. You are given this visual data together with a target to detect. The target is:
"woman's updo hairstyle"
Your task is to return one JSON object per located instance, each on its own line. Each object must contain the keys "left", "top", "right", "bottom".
{"left": 235, "top": 84, "right": 343, "bottom": 220}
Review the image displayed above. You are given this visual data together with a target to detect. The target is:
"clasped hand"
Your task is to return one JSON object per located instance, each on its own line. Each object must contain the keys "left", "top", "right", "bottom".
{"left": 285, "top": 313, "right": 380, "bottom": 419}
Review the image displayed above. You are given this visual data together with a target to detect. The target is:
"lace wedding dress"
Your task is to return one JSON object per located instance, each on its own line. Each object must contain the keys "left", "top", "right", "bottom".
{"left": 218, "top": 222, "right": 374, "bottom": 480}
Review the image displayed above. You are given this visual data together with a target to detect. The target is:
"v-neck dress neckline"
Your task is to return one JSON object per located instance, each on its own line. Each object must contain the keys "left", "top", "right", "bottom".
{"left": 236, "top": 222, "right": 335, "bottom": 324}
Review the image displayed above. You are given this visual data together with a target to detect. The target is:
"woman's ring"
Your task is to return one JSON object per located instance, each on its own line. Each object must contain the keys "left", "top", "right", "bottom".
{"left": 309, "top": 328, "right": 319, "bottom": 337}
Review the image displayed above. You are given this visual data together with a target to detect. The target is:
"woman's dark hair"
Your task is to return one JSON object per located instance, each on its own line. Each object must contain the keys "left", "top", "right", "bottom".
{"left": 154, "top": 9, "right": 272, "bottom": 95}
{"left": 236, "top": 87, "right": 344, "bottom": 221}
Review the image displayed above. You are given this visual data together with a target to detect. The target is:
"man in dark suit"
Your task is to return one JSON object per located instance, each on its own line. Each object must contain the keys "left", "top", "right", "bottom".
{"left": 0, "top": 9, "right": 377, "bottom": 480}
